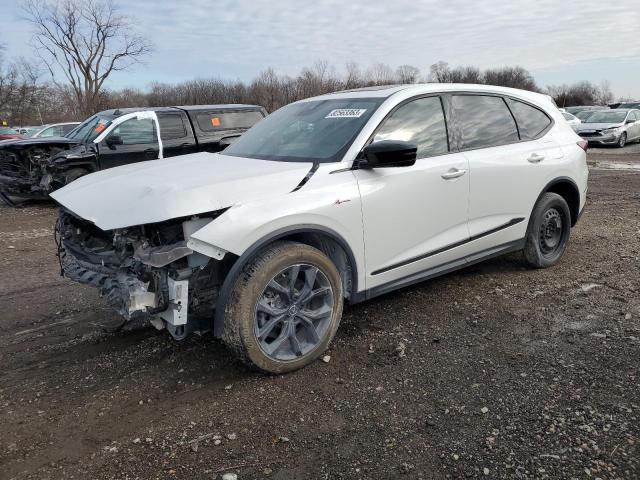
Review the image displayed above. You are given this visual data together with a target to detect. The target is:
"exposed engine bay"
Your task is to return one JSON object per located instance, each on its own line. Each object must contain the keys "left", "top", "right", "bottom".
{"left": 0, "top": 143, "right": 72, "bottom": 198}
{"left": 55, "top": 208, "right": 231, "bottom": 339}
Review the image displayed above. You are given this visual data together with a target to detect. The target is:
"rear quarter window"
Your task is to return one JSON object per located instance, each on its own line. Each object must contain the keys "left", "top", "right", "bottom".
{"left": 507, "top": 99, "right": 552, "bottom": 140}
{"left": 157, "top": 113, "right": 188, "bottom": 140}
{"left": 451, "top": 95, "right": 519, "bottom": 149}
{"left": 196, "top": 110, "right": 264, "bottom": 132}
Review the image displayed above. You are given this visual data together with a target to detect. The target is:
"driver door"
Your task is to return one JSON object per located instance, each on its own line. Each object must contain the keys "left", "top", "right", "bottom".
{"left": 98, "top": 116, "right": 159, "bottom": 170}
{"left": 354, "top": 96, "right": 470, "bottom": 290}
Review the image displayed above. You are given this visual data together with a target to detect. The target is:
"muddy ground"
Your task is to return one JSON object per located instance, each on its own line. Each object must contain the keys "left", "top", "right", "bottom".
{"left": 1, "top": 151, "right": 639, "bottom": 480}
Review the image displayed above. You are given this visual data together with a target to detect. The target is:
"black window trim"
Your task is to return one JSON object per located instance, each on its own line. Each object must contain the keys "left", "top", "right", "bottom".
{"left": 157, "top": 112, "right": 189, "bottom": 141}
{"left": 194, "top": 108, "right": 266, "bottom": 134}
{"left": 444, "top": 91, "right": 555, "bottom": 153}
{"left": 361, "top": 93, "right": 452, "bottom": 161}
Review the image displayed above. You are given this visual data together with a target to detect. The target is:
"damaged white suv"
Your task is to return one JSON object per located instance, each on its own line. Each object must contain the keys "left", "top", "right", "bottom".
{"left": 53, "top": 84, "right": 588, "bottom": 373}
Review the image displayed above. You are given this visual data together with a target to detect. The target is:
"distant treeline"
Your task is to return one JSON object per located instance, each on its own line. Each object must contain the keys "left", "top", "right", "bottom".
{"left": 0, "top": 60, "right": 620, "bottom": 126}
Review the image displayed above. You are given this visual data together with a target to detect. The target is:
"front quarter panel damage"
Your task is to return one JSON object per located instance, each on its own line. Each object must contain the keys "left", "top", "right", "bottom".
{"left": 0, "top": 140, "right": 83, "bottom": 197}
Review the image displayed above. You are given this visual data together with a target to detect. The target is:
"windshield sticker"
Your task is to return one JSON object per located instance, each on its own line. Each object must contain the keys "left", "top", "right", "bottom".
{"left": 326, "top": 109, "right": 367, "bottom": 119}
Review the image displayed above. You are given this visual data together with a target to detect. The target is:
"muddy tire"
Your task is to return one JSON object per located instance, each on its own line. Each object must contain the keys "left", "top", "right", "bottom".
{"left": 523, "top": 192, "right": 571, "bottom": 268}
{"left": 222, "top": 241, "right": 343, "bottom": 374}
{"left": 617, "top": 132, "right": 627, "bottom": 148}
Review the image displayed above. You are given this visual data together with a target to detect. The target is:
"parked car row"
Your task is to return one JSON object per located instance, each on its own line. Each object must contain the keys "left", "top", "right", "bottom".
{"left": 0, "top": 104, "right": 266, "bottom": 204}
{"left": 559, "top": 103, "right": 640, "bottom": 148}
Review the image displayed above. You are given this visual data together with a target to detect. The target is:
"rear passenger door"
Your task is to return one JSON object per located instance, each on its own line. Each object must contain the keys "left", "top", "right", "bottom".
{"left": 449, "top": 94, "right": 555, "bottom": 254}
{"left": 157, "top": 112, "right": 197, "bottom": 157}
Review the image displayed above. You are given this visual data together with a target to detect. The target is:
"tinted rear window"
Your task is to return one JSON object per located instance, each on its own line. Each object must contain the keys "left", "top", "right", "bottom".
{"left": 196, "top": 110, "right": 264, "bottom": 132}
{"left": 452, "top": 95, "right": 519, "bottom": 149}
{"left": 158, "top": 113, "right": 188, "bottom": 140}
{"left": 508, "top": 99, "right": 552, "bottom": 140}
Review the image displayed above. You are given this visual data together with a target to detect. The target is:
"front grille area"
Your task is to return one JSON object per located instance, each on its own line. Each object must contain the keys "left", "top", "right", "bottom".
{"left": 579, "top": 132, "right": 601, "bottom": 138}
{"left": 0, "top": 150, "right": 30, "bottom": 180}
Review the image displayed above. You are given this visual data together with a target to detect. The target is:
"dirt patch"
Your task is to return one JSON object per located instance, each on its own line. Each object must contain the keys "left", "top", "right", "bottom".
{"left": 1, "top": 159, "right": 639, "bottom": 479}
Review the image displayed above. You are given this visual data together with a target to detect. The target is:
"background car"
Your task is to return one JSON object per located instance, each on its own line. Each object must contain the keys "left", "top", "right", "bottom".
{"left": 0, "top": 104, "right": 266, "bottom": 202}
{"left": 615, "top": 101, "right": 640, "bottom": 109}
{"left": 564, "top": 105, "right": 608, "bottom": 115}
{"left": 576, "top": 109, "right": 640, "bottom": 147}
{"left": 25, "top": 122, "right": 80, "bottom": 138}
{"left": 0, "top": 127, "right": 23, "bottom": 141}
{"left": 561, "top": 111, "right": 581, "bottom": 130}
{"left": 575, "top": 110, "right": 596, "bottom": 122}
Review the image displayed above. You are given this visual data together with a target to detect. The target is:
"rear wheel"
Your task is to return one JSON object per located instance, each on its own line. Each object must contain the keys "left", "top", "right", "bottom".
{"left": 222, "top": 241, "right": 343, "bottom": 373}
{"left": 523, "top": 192, "right": 571, "bottom": 268}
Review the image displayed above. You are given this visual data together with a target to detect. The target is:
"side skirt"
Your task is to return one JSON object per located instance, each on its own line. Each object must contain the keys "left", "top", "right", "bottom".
{"left": 350, "top": 238, "right": 525, "bottom": 303}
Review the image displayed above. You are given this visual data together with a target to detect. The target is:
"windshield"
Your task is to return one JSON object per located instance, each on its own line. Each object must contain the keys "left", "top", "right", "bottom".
{"left": 584, "top": 111, "right": 627, "bottom": 124}
{"left": 224, "top": 98, "right": 384, "bottom": 162}
{"left": 66, "top": 115, "right": 112, "bottom": 142}
{"left": 619, "top": 102, "right": 640, "bottom": 109}
{"left": 575, "top": 111, "right": 594, "bottom": 121}
{"left": 562, "top": 113, "right": 575, "bottom": 120}
{"left": 0, "top": 127, "right": 18, "bottom": 134}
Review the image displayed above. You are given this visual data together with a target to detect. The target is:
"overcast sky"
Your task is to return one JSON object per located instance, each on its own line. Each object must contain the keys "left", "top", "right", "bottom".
{"left": 2, "top": 0, "right": 640, "bottom": 99}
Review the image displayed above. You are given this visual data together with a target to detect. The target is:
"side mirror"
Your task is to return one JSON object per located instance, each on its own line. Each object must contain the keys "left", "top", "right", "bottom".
{"left": 625, "top": 119, "right": 634, "bottom": 124}
{"left": 360, "top": 140, "right": 417, "bottom": 168}
{"left": 106, "top": 135, "right": 123, "bottom": 149}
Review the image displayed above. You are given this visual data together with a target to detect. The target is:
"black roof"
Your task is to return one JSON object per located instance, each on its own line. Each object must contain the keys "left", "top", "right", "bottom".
{"left": 97, "top": 104, "right": 264, "bottom": 117}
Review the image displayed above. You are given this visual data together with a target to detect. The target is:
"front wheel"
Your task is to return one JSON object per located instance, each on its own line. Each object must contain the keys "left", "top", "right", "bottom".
{"left": 617, "top": 132, "right": 627, "bottom": 148}
{"left": 523, "top": 192, "right": 571, "bottom": 268}
{"left": 222, "top": 241, "right": 343, "bottom": 374}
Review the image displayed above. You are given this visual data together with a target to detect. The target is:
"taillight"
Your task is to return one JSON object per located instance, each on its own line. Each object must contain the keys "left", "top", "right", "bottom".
{"left": 577, "top": 139, "right": 588, "bottom": 151}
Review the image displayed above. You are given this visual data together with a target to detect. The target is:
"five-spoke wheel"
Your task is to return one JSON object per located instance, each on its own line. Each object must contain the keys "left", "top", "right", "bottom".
{"left": 255, "top": 264, "right": 334, "bottom": 361}
{"left": 222, "top": 241, "right": 343, "bottom": 374}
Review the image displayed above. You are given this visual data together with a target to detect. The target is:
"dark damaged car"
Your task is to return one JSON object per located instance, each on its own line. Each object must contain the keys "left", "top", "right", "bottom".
{"left": 0, "top": 104, "right": 266, "bottom": 203}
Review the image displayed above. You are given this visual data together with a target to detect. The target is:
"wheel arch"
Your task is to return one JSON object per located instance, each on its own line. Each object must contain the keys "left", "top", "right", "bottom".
{"left": 537, "top": 177, "right": 581, "bottom": 227}
{"left": 212, "top": 225, "right": 358, "bottom": 337}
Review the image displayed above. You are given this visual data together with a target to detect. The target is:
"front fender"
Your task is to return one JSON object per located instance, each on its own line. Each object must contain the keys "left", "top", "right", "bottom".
{"left": 189, "top": 167, "right": 366, "bottom": 291}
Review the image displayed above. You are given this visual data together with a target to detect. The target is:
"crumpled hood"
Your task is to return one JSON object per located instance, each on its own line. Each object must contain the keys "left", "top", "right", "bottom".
{"left": 0, "top": 136, "right": 78, "bottom": 148}
{"left": 51, "top": 152, "right": 312, "bottom": 230}
{"left": 577, "top": 122, "right": 624, "bottom": 131}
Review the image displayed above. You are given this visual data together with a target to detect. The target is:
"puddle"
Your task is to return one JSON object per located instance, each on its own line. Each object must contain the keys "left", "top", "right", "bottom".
{"left": 593, "top": 162, "right": 640, "bottom": 171}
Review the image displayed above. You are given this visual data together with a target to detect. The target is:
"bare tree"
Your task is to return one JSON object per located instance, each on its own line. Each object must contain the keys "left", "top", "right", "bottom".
{"left": 396, "top": 65, "right": 420, "bottom": 84}
{"left": 22, "top": 0, "right": 151, "bottom": 117}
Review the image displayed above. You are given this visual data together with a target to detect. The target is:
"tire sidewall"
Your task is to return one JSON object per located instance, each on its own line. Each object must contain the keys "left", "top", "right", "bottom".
{"left": 618, "top": 133, "right": 627, "bottom": 148}
{"left": 224, "top": 242, "right": 343, "bottom": 374}
{"left": 525, "top": 193, "right": 571, "bottom": 268}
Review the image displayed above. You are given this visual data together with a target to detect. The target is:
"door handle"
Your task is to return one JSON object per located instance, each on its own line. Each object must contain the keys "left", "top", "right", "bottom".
{"left": 441, "top": 168, "right": 467, "bottom": 180}
{"left": 527, "top": 153, "right": 545, "bottom": 163}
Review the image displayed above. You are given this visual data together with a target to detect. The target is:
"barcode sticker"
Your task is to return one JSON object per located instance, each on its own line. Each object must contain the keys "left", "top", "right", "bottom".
{"left": 326, "top": 109, "right": 367, "bottom": 118}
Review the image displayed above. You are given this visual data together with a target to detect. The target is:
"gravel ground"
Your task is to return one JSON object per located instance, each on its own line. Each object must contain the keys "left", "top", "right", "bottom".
{"left": 0, "top": 152, "right": 639, "bottom": 479}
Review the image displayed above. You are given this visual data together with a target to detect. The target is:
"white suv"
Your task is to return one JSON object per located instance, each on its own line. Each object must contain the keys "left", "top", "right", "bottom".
{"left": 53, "top": 84, "right": 589, "bottom": 373}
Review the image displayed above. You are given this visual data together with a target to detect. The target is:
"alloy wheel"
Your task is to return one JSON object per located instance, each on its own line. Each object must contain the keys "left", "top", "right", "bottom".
{"left": 254, "top": 263, "right": 334, "bottom": 361}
